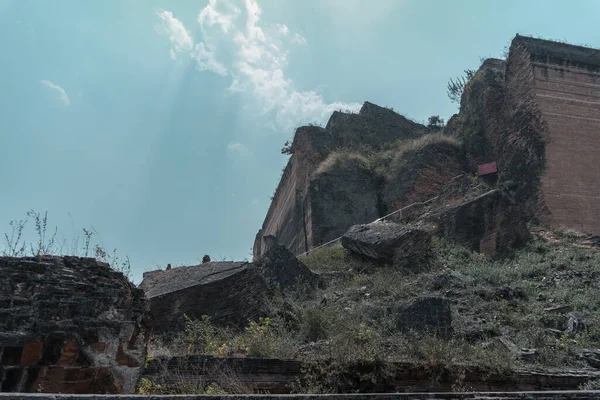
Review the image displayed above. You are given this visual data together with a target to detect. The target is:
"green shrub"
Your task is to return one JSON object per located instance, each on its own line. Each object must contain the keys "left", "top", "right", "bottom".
{"left": 298, "top": 307, "right": 334, "bottom": 342}
{"left": 301, "top": 243, "right": 363, "bottom": 272}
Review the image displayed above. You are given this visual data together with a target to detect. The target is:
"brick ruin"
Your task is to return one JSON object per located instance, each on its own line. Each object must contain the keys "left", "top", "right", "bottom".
{"left": 447, "top": 34, "right": 600, "bottom": 234}
{"left": 139, "top": 261, "right": 269, "bottom": 332}
{"left": 4, "top": 392, "right": 600, "bottom": 400}
{"left": 515, "top": 35, "right": 600, "bottom": 233}
{"left": 0, "top": 256, "right": 148, "bottom": 394}
{"left": 253, "top": 102, "right": 460, "bottom": 259}
{"left": 141, "top": 355, "right": 600, "bottom": 394}
{"left": 139, "top": 246, "right": 318, "bottom": 333}
{"left": 255, "top": 34, "right": 600, "bottom": 257}
{"left": 2, "top": 33, "right": 600, "bottom": 397}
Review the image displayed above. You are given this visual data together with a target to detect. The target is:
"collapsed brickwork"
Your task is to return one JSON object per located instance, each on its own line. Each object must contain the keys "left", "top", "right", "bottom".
{"left": 140, "top": 248, "right": 319, "bottom": 333}
{"left": 0, "top": 256, "right": 148, "bottom": 394}
{"left": 140, "top": 262, "right": 269, "bottom": 332}
{"left": 253, "top": 103, "right": 461, "bottom": 259}
{"left": 258, "top": 34, "right": 600, "bottom": 257}
{"left": 6, "top": 392, "right": 600, "bottom": 400}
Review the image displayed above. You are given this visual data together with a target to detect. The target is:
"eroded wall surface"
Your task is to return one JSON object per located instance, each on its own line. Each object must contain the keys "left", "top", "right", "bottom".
{"left": 254, "top": 102, "right": 429, "bottom": 258}
{"left": 0, "top": 256, "right": 148, "bottom": 394}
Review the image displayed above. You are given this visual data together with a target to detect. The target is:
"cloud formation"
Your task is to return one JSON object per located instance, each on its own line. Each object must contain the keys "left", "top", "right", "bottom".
{"left": 191, "top": 42, "right": 228, "bottom": 76}
{"left": 40, "top": 80, "right": 70, "bottom": 105}
{"left": 155, "top": 10, "right": 193, "bottom": 60}
{"left": 156, "top": 1, "right": 360, "bottom": 131}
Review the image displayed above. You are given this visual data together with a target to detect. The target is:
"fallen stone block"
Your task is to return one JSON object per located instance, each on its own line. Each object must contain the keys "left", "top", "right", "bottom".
{"left": 341, "top": 221, "right": 433, "bottom": 267}
{"left": 426, "top": 189, "right": 530, "bottom": 254}
{"left": 140, "top": 261, "right": 269, "bottom": 332}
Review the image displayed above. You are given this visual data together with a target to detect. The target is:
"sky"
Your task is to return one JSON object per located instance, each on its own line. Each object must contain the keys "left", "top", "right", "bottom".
{"left": 1, "top": 0, "right": 599, "bottom": 283}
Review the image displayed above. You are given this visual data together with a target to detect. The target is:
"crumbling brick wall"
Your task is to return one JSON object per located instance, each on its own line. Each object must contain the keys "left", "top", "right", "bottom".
{"left": 141, "top": 355, "right": 599, "bottom": 394}
{"left": 254, "top": 103, "right": 428, "bottom": 259}
{"left": 0, "top": 256, "right": 148, "bottom": 394}
{"left": 309, "top": 155, "right": 380, "bottom": 248}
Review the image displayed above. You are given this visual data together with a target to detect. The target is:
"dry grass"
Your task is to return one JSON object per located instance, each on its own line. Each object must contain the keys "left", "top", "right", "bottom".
{"left": 315, "top": 151, "right": 369, "bottom": 175}
{"left": 146, "top": 225, "right": 600, "bottom": 393}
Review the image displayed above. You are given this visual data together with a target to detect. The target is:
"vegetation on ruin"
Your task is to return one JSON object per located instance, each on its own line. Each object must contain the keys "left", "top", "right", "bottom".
{"left": 314, "top": 133, "right": 461, "bottom": 182}
{"left": 144, "top": 227, "right": 600, "bottom": 393}
{"left": 447, "top": 69, "right": 476, "bottom": 104}
{"left": 1, "top": 209, "right": 132, "bottom": 278}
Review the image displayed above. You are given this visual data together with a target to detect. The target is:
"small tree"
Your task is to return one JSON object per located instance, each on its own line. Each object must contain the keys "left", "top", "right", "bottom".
{"left": 447, "top": 69, "right": 476, "bottom": 104}
{"left": 281, "top": 140, "right": 293, "bottom": 155}
{"left": 427, "top": 115, "right": 445, "bottom": 130}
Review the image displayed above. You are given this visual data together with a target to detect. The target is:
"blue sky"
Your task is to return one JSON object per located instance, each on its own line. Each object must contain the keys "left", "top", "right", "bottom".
{"left": 1, "top": 0, "right": 599, "bottom": 282}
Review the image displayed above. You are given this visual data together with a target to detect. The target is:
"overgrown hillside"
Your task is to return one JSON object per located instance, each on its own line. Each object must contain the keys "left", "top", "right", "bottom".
{"left": 145, "top": 226, "right": 600, "bottom": 393}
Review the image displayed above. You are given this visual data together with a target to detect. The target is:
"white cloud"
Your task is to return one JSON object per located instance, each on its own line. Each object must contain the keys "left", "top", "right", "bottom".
{"left": 155, "top": 10, "right": 193, "bottom": 60}
{"left": 227, "top": 142, "right": 245, "bottom": 152}
{"left": 291, "top": 33, "right": 307, "bottom": 46}
{"left": 275, "top": 23, "right": 289, "bottom": 36}
{"left": 198, "top": 0, "right": 241, "bottom": 33}
{"left": 191, "top": 43, "right": 228, "bottom": 76}
{"left": 40, "top": 80, "right": 70, "bottom": 106}
{"left": 156, "top": 1, "right": 360, "bottom": 132}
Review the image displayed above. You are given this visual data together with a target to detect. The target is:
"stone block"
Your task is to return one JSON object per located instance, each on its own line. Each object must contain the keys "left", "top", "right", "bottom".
{"left": 342, "top": 221, "right": 433, "bottom": 267}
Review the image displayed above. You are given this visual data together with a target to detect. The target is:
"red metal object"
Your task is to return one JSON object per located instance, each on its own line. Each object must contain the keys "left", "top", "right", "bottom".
{"left": 478, "top": 161, "right": 498, "bottom": 176}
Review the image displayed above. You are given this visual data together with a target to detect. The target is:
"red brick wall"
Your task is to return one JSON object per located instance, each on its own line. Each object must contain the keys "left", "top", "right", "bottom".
{"left": 532, "top": 63, "right": 600, "bottom": 233}
{"left": 0, "top": 256, "right": 148, "bottom": 394}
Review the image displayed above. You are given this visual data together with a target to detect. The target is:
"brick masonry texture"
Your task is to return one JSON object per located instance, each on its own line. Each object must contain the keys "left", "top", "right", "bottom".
{"left": 444, "top": 35, "right": 600, "bottom": 235}
{"left": 501, "top": 35, "right": 600, "bottom": 233}
{"left": 531, "top": 65, "right": 600, "bottom": 233}
{"left": 255, "top": 34, "right": 600, "bottom": 257}
{"left": 139, "top": 262, "right": 269, "bottom": 332}
{"left": 0, "top": 256, "right": 148, "bottom": 394}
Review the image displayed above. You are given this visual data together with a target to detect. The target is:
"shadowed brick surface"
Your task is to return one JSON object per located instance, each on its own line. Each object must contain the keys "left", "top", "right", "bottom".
{"left": 0, "top": 256, "right": 148, "bottom": 394}
{"left": 140, "top": 262, "right": 269, "bottom": 332}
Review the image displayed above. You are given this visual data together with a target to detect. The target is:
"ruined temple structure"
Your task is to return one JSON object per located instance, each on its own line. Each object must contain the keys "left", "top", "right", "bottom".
{"left": 514, "top": 35, "right": 600, "bottom": 233}
{"left": 255, "top": 34, "right": 600, "bottom": 258}
{"left": 446, "top": 34, "right": 600, "bottom": 234}
{"left": 253, "top": 102, "right": 464, "bottom": 259}
{"left": 139, "top": 247, "right": 318, "bottom": 333}
{"left": 0, "top": 256, "right": 148, "bottom": 394}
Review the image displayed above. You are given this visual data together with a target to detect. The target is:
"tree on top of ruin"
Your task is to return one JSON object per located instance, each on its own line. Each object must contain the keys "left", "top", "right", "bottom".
{"left": 447, "top": 69, "right": 476, "bottom": 104}
{"left": 281, "top": 140, "right": 293, "bottom": 155}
